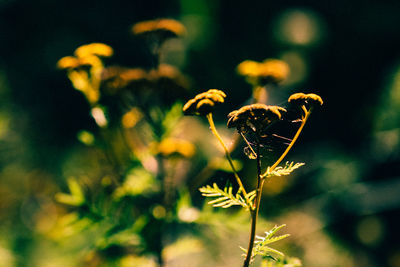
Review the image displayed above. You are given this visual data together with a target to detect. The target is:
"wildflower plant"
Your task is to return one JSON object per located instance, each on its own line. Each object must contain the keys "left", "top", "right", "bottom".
{"left": 183, "top": 73, "right": 322, "bottom": 265}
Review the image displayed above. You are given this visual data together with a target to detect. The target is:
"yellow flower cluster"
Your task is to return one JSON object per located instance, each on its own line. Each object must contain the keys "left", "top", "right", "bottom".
{"left": 74, "top": 43, "right": 114, "bottom": 58}
{"left": 132, "top": 18, "right": 186, "bottom": 39}
{"left": 183, "top": 89, "right": 226, "bottom": 116}
{"left": 57, "top": 43, "right": 114, "bottom": 105}
{"left": 237, "top": 59, "right": 289, "bottom": 84}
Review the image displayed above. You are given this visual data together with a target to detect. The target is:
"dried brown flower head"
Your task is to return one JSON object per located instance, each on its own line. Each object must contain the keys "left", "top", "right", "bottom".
{"left": 183, "top": 89, "right": 226, "bottom": 116}
{"left": 132, "top": 19, "right": 186, "bottom": 40}
{"left": 288, "top": 93, "right": 323, "bottom": 107}
{"left": 227, "top": 104, "right": 287, "bottom": 133}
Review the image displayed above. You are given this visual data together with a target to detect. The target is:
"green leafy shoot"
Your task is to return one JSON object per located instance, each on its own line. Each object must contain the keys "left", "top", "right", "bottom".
{"left": 199, "top": 183, "right": 256, "bottom": 210}
{"left": 262, "top": 162, "right": 305, "bottom": 179}
{"left": 240, "top": 224, "right": 290, "bottom": 263}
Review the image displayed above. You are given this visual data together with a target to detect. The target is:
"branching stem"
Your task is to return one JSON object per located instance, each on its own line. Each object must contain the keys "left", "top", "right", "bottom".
{"left": 264, "top": 107, "right": 311, "bottom": 176}
{"left": 243, "top": 106, "right": 312, "bottom": 266}
{"left": 206, "top": 113, "right": 249, "bottom": 199}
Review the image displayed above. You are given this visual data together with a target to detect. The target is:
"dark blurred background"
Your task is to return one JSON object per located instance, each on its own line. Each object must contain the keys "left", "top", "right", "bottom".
{"left": 1, "top": 0, "right": 400, "bottom": 266}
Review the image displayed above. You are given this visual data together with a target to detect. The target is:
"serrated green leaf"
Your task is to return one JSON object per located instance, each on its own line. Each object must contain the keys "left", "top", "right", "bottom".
{"left": 199, "top": 183, "right": 250, "bottom": 209}
{"left": 244, "top": 224, "right": 290, "bottom": 263}
{"left": 263, "top": 162, "right": 305, "bottom": 178}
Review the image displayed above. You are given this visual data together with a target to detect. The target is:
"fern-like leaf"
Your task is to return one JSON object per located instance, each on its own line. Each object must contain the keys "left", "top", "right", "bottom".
{"left": 199, "top": 183, "right": 255, "bottom": 210}
{"left": 241, "top": 224, "right": 290, "bottom": 263}
{"left": 263, "top": 162, "right": 305, "bottom": 178}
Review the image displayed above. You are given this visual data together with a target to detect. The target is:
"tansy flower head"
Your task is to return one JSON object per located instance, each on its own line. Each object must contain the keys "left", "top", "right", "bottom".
{"left": 57, "top": 55, "right": 103, "bottom": 70}
{"left": 237, "top": 59, "right": 289, "bottom": 85}
{"left": 57, "top": 56, "right": 80, "bottom": 69}
{"left": 258, "top": 59, "right": 290, "bottom": 84}
{"left": 227, "top": 104, "right": 287, "bottom": 134}
{"left": 288, "top": 92, "right": 323, "bottom": 108}
{"left": 183, "top": 89, "right": 226, "bottom": 116}
{"left": 132, "top": 18, "right": 186, "bottom": 40}
{"left": 237, "top": 60, "right": 262, "bottom": 77}
{"left": 74, "top": 43, "right": 113, "bottom": 58}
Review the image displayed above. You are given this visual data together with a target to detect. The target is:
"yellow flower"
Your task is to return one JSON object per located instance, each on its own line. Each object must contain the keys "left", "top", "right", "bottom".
{"left": 74, "top": 43, "right": 113, "bottom": 58}
{"left": 183, "top": 89, "right": 226, "bottom": 116}
{"left": 258, "top": 59, "right": 290, "bottom": 84}
{"left": 57, "top": 55, "right": 102, "bottom": 70}
{"left": 57, "top": 56, "right": 80, "bottom": 69}
{"left": 157, "top": 138, "right": 195, "bottom": 158}
{"left": 132, "top": 18, "right": 186, "bottom": 39}
{"left": 237, "top": 60, "right": 262, "bottom": 77}
{"left": 236, "top": 59, "right": 290, "bottom": 84}
{"left": 288, "top": 92, "right": 323, "bottom": 107}
{"left": 227, "top": 104, "right": 287, "bottom": 133}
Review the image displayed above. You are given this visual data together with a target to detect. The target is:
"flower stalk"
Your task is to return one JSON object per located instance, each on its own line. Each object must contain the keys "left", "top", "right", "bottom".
{"left": 206, "top": 113, "right": 249, "bottom": 198}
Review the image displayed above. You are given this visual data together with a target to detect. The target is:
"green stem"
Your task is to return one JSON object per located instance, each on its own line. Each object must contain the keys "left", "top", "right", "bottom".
{"left": 263, "top": 107, "right": 311, "bottom": 177}
{"left": 206, "top": 113, "right": 248, "bottom": 197}
{"left": 243, "top": 142, "right": 263, "bottom": 267}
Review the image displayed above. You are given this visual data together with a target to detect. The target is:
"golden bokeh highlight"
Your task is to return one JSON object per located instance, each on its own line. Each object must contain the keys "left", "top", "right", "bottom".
{"left": 121, "top": 108, "right": 142, "bottom": 129}
{"left": 156, "top": 138, "right": 196, "bottom": 158}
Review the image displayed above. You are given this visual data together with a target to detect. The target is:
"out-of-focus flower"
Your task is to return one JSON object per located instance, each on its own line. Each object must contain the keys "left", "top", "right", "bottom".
{"left": 74, "top": 43, "right": 113, "bottom": 58}
{"left": 57, "top": 43, "right": 113, "bottom": 105}
{"left": 227, "top": 103, "right": 286, "bottom": 134}
{"left": 132, "top": 18, "right": 186, "bottom": 40}
{"left": 156, "top": 138, "right": 195, "bottom": 158}
{"left": 258, "top": 59, "right": 290, "bottom": 84}
{"left": 288, "top": 92, "right": 323, "bottom": 107}
{"left": 183, "top": 89, "right": 226, "bottom": 116}
{"left": 101, "top": 66, "right": 148, "bottom": 91}
{"left": 149, "top": 64, "right": 190, "bottom": 93}
{"left": 237, "top": 60, "right": 261, "bottom": 77}
{"left": 57, "top": 55, "right": 103, "bottom": 70}
{"left": 237, "top": 59, "right": 290, "bottom": 85}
